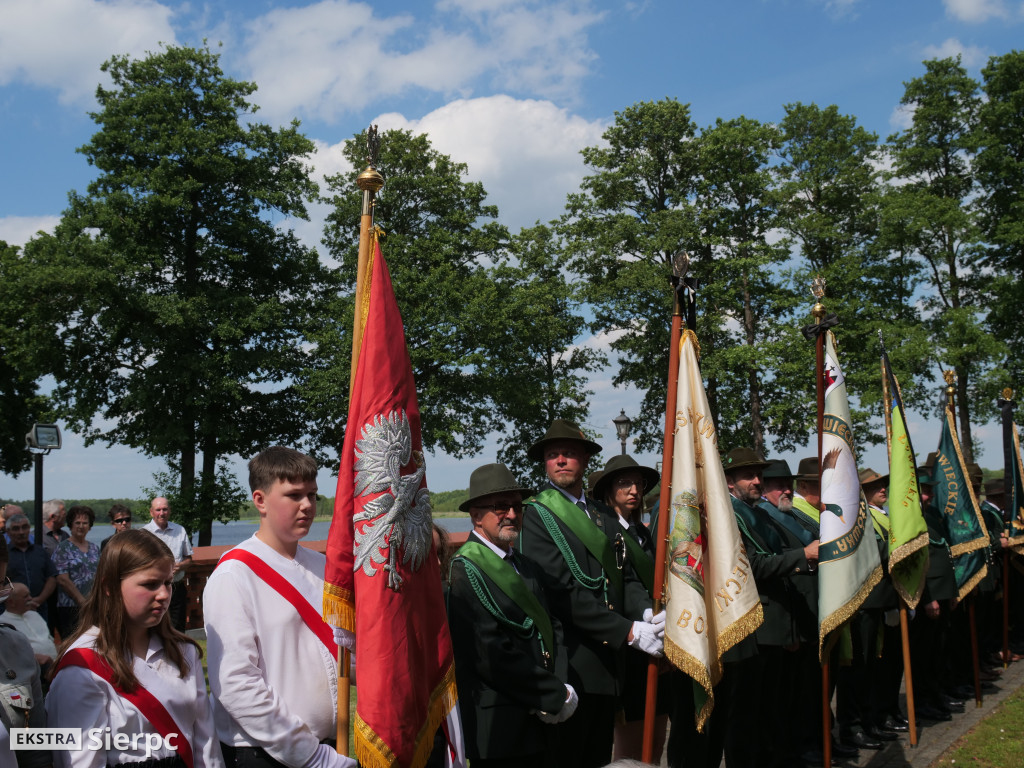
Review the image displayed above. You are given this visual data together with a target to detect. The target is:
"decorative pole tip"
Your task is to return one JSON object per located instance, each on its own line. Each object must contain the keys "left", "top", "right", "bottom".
{"left": 1003, "top": 387, "right": 1014, "bottom": 401}
{"left": 810, "top": 275, "right": 826, "bottom": 322}
{"left": 672, "top": 250, "right": 690, "bottom": 280}
{"left": 943, "top": 370, "right": 956, "bottom": 387}
{"left": 357, "top": 125, "right": 384, "bottom": 194}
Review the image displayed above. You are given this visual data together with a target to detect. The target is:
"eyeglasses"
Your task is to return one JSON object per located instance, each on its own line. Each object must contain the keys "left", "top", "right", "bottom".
{"left": 612, "top": 477, "right": 644, "bottom": 491}
{"left": 112, "top": 518, "right": 132, "bottom": 526}
{"left": 473, "top": 502, "right": 523, "bottom": 516}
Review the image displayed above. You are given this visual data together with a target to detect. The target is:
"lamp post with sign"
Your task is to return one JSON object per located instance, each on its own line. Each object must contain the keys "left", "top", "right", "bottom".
{"left": 612, "top": 410, "right": 632, "bottom": 456}
{"left": 25, "top": 423, "right": 61, "bottom": 546}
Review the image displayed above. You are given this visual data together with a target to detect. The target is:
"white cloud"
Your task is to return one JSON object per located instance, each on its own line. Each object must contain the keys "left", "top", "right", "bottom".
{"left": 888, "top": 103, "right": 915, "bottom": 132}
{"left": 370, "top": 95, "right": 607, "bottom": 230}
{"left": 0, "top": 0, "right": 176, "bottom": 105}
{"left": 943, "top": 0, "right": 1011, "bottom": 23}
{"left": 0, "top": 216, "right": 60, "bottom": 247}
{"left": 921, "top": 38, "right": 989, "bottom": 67}
{"left": 235, "top": 0, "right": 604, "bottom": 124}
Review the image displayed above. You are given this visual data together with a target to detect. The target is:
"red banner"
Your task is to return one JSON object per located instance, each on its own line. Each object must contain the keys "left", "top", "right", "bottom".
{"left": 324, "top": 234, "right": 457, "bottom": 768}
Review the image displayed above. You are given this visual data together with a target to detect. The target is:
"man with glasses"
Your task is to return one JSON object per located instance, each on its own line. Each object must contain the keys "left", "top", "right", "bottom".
{"left": 101, "top": 504, "right": 133, "bottom": 549}
{"left": 3, "top": 513, "right": 56, "bottom": 623}
{"left": 447, "top": 463, "right": 576, "bottom": 767}
{"left": 517, "top": 418, "right": 664, "bottom": 768}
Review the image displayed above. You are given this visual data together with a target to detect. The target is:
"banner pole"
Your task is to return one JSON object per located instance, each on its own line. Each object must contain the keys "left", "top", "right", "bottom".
{"left": 641, "top": 252, "right": 689, "bottom": 764}
{"left": 338, "top": 127, "right": 384, "bottom": 755}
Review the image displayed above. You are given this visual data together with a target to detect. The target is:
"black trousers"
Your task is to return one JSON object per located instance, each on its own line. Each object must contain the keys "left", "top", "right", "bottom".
{"left": 553, "top": 691, "right": 615, "bottom": 768}
{"left": 169, "top": 580, "right": 188, "bottom": 631}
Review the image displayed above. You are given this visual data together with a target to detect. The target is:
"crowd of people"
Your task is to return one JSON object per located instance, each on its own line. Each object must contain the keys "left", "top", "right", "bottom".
{"left": 0, "top": 420, "right": 1021, "bottom": 768}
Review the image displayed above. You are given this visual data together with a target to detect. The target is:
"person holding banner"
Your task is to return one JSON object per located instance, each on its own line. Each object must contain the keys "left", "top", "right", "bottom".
{"left": 447, "top": 463, "right": 576, "bottom": 768}
{"left": 517, "top": 419, "right": 664, "bottom": 768}
{"left": 205, "top": 447, "right": 356, "bottom": 768}
{"left": 591, "top": 455, "right": 669, "bottom": 761}
{"left": 46, "top": 529, "right": 222, "bottom": 768}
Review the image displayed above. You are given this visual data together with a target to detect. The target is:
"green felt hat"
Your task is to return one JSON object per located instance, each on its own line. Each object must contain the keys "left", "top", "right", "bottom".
{"left": 527, "top": 418, "right": 603, "bottom": 462}
{"left": 459, "top": 463, "right": 535, "bottom": 512}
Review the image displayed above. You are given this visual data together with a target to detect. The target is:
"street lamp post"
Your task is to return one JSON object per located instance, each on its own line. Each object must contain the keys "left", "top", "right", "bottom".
{"left": 612, "top": 410, "right": 632, "bottom": 456}
{"left": 25, "top": 423, "right": 61, "bottom": 545}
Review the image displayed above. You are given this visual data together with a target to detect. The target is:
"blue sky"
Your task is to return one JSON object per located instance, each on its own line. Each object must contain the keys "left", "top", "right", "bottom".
{"left": 1, "top": 0, "right": 1021, "bottom": 502}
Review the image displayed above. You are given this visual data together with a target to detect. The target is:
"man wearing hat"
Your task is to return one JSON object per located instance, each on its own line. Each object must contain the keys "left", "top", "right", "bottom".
{"left": 724, "top": 447, "right": 817, "bottom": 768}
{"left": 981, "top": 478, "right": 1024, "bottom": 662}
{"left": 517, "top": 419, "right": 664, "bottom": 768}
{"left": 447, "top": 463, "right": 576, "bottom": 767}
{"left": 759, "top": 459, "right": 813, "bottom": 546}
{"left": 791, "top": 456, "right": 824, "bottom": 539}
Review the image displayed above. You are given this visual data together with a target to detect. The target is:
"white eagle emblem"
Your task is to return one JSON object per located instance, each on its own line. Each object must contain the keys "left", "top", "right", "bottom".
{"left": 352, "top": 410, "right": 433, "bottom": 591}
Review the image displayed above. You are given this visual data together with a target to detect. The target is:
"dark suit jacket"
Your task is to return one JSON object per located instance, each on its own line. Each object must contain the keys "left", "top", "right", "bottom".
{"left": 517, "top": 488, "right": 648, "bottom": 697}
{"left": 447, "top": 533, "right": 568, "bottom": 760}
{"left": 922, "top": 504, "right": 957, "bottom": 603}
{"left": 732, "top": 496, "right": 814, "bottom": 647}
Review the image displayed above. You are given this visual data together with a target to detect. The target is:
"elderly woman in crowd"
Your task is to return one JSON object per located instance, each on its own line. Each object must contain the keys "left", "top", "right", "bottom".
{"left": 51, "top": 504, "right": 101, "bottom": 639}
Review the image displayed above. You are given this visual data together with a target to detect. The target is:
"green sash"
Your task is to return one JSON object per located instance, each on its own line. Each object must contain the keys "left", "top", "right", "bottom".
{"left": 456, "top": 540, "right": 555, "bottom": 656}
{"left": 620, "top": 526, "right": 654, "bottom": 596}
{"left": 530, "top": 488, "right": 623, "bottom": 593}
{"left": 792, "top": 495, "right": 821, "bottom": 530}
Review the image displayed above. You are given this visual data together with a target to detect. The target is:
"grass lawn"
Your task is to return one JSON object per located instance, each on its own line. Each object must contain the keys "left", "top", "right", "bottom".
{"left": 931, "top": 684, "right": 1024, "bottom": 767}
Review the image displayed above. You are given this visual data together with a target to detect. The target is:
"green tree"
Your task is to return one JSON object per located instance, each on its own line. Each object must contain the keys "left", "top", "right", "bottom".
{"left": 316, "top": 129, "right": 509, "bottom": 458}
{"left": 976, "top": 50, "right": 1024, "bottom": 401}
{"left": 483, "top": 224, "right": 605, "bottom": 484}
{"left": 885, "top": 57, "right": 1005, "bottom": 461}
{"left": 12, "top": 45, "right": 330, "bottom": 544}
{"left": 694, "top": 116, "right": 802, "bottom": 455}
{"left": 562, "top": 98, "right": 702, "bottom": 451}
{"left": 774, "top": 102, "right": 931, "bottom": 449}
{"left": 0, "top": 241, "right": 51, "bottom": 476}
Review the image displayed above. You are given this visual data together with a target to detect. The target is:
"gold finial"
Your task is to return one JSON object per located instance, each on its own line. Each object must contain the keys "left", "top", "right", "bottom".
{"left": 672, "top": 250, "right": 690, "bottom": 280}
{"left": 357, "top": 125, "right": 384, "bottom": 194}
{"left": 943, "top": 370, "right": 956, "bottom": 387}
{"left": 1003, "top": 387, "right": 1014, "bottom": 401}
{"left": 810, "top": 275, "right": 826, "bottom": 323}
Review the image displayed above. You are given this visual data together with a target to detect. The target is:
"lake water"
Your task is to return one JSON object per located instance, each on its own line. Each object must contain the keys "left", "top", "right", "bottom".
{"left": 82, "top": 515, "right": 473, "bottom": 548}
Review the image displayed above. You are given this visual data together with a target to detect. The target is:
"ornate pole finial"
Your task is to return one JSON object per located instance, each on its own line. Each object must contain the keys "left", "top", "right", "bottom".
{"left": 1003, "top": 387, "right": 1015, "bottom": 401}
{"left": 672, "top": 250, "right": 690, "bottom": 281}
{"left": 357, "top": 125, "right": 384, "bottom": 196}
{"left": 810, "top": 275, "right": 827, "bottom": 324}
{"left": 943, "top": 370, "right": 956, "bottom": 411}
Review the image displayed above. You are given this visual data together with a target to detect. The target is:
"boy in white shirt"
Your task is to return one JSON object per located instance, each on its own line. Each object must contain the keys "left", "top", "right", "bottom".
{"left": 205, "top": 447, "right": 356, "bottom": 768}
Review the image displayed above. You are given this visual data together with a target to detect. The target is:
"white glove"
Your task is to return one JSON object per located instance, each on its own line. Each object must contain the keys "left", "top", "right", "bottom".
{"left": 333, "top": 627, "right": 355, "bottom": 651}
{"left": 643, "top": 608, "right": 666, "bottom": 638}
{"left": 558, "top": 684, "right": 578, "bottom": 723}
{"left": 303, "top": 743, "right": 358, "bottom": 768}
{"left": 629, "top": 620, "right": 664, "bottom": 657}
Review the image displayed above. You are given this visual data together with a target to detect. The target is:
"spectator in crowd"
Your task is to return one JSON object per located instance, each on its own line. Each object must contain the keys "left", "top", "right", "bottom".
{"left": 102, "top": 504, "right": 133, "bottom": 550}
{"left": 3, "top": 581, "right": 58, "bottom": 675}
{"left": 4, "top": 512, "right": 56, "bottom": 622}
{"left": 41, "top": 499, "right": 69, "bottom": 556}
{"left": 52, "top": 505, "right": 101, "bottom": 639}
{"left": 144, "top": 497, "right": 193, "bottom": 630}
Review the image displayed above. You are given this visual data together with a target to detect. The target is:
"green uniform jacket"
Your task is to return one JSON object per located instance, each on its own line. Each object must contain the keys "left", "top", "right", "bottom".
{"left": 447, "top": 533, "right": 569, "bottom": 760}
{"left": 732, "top": 496, "right": 815, "bottom": 647}
{"left": 922, "top": 504, "right": 957, "bottom": 603}
{"left": 517, "top": 486, "right": 648, "bottom": 697}
{"left": 980, "top": 500, "right": 1005, "bottom": 589}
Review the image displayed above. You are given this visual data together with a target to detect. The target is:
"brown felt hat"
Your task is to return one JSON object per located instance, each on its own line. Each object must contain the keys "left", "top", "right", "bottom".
{"left": 795, "top": 456, "right": 820, "bottom": 481}
{"left": 722, "top": 447, "right": 770, "bottom": 474}
{"left": 527, "top": 418, "right": 603, "bottom": 462}
{"left": 459, "top": 463, "right": 535, "bottom": 512}
{"left": 858, "top": 468, "right": 889, "bottom": 487}
{"left": 592, "top": 454, "right": 661, "bottom": 502}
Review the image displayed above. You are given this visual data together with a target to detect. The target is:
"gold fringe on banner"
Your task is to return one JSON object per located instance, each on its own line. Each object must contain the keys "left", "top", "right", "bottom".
{"left": 819, "top": 563, "right": 884, "bottom": 662}
{"left": 890, "top": 531, "right": 929, "bottom": 609}
{"left": 323, "top": 584, "right": 355, "bottom": 632}
{"left": 354, "top": 662, "right": 458, "bottom": 768}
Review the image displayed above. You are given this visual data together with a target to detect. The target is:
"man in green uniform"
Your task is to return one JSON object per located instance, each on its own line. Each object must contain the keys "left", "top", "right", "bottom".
{"left": 725, "top": 448, "right": 817, "bottom": 768}
{"left": 447, "top": 463, "right": 576, "bottom": 768}
{"left": 517, "top": 419, "right": 664, "bottom": 768}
